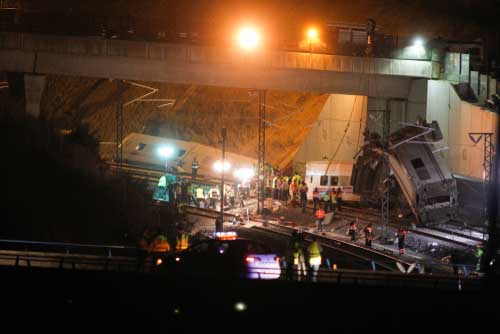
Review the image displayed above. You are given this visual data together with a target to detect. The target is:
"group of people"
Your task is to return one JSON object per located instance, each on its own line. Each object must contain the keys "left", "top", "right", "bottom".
{"left": 136, "top": 226, "right": 191, "bottom": 271}
{"left": 346, "top": 218, "right": 409, "bottom": 255}
{"left": 265, "top": 172, "right": 307, "bottom": 206}
{"left": 312, "top": 187, "right": 343, "bottom": 213}
{"left": 285, "top": 231, "right": 323, "bottom": 282}
{"left": 194, "top": 183, "right": 248, "bottom": 210}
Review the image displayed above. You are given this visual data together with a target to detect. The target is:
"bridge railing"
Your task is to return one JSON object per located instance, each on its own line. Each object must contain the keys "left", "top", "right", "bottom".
{"left": 0, "top": 32, "right": 435, "bottom": 78}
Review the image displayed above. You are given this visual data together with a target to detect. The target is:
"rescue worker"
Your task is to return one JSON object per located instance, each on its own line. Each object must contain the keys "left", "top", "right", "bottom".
{"left": 228, "top": 185, "right": 236, "bottom": 208}
{"left": 175, "top": 227, "right": 190, "bottom": 252}
{"left": 265, "top": 177, "right": 272, "bottom": 198}
{"left": 315, "top": 208, "right": 326, "bottom": 232}
{"left": 157, "top": 174, "right": 167, "bottom": 200}
{"left": 150, "top": 231, "right": 171, "bottom": 253}
{"left": 150, "top": 231, "right": 171, "bottom": 267}
{"left": 208, "top": 185, "right": 220, "bottom": 209}
{"left": 473, "top": 245, "right": 484, "bottom": 272}
{"left": 285, "top": 231, "right": 299, "bottom": 280}
{"left": 293, "top": 231, "right": 307, "bottom": 281}
{"left": 397, "top": 227, "right": 407, "bottom": 255}
{"left": 237, "top": 185, "right": 246, "bottom": 207}
{"left": 307, "top": 236, "right": 323, "bottom": 282}
{"left": 299, "top": 181, "right": 308, "bottom": 213}
{"left": 292, "top": 172, "right": 302, "bottom": 186}
{"left": 330, "top": 188, "right": 337, "bottom": 212}
{"left": 175, "top": 182, "right": 182, "bottom": 204}
{"left": 290, "top": 180, "right": 298, "bottom": 206}
{"left": 136, "top": 229, "right": 152, "bottom": 272}
{"left": 281, "top": 177, "right": 289, "bottom": 202}
{"left": 336, "top": 187, "right": 343, "bottom": 211}
{"left": 364, "top": 223, "right": 373, "bottom": 248}
{"left": 195, "top": 185, "right": 205, "bottom": 208}
{"left": 312, "top": 188, "right": 320, "bottom": 213}
{"left": 348, "top": 219, "right": 358, "bottom": 242}
{"left": 215, "top": 216, "right": 224, "bottom": 233}
{"left": 191, "top": 157, "right": 199, "bottom": 179}
{"left": 272, "top": 176, "right": 279, "bottom": 200}
{"left": 322, "top": 189, "right": 331, "bottom": 212}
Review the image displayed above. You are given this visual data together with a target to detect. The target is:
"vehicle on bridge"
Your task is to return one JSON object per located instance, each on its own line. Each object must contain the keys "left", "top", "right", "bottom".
{"left": 159, "top": 232, "right": 282, "bottom": 280}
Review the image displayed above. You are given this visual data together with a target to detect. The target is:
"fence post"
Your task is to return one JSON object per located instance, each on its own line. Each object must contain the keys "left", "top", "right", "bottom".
{"left": 371, "top": 260, "right": 376, "bottom": 272}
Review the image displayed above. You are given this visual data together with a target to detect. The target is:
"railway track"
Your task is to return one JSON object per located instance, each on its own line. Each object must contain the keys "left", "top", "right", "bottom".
{"left": 255, "top": 221, "right": 412, "bottom": 272}
{"left": 106, "top": 159, "right": 483, "bottom": 249}
{"left": 182, "top": 206, "right": 412, "bottom": 272}
{"left": 321, "top": 205, "right": 483, "bottom": 248}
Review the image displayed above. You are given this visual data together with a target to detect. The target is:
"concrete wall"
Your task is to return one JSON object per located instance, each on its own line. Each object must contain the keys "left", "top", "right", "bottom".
{"left": 0, "top": 32, "right": 434, "bottom": 98}
{"left": 426, "top": 80, "right": 498, "bottom": 179}
{"left": 366, "top": 79, "right": 428, "bottom": 135}
{"left": 293, "top": 94, "right": 367, "bottom": 168}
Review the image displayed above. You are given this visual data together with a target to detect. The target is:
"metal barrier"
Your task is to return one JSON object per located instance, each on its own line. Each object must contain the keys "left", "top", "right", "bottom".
{"left": 0, "top": 239, "right": 483, "bottom": 290}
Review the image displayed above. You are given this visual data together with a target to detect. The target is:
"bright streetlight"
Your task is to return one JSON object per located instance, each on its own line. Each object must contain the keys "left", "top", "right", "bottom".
{"left": 307, "top": 28, "right": 318, "bottom": 40}
{"left": 237, "top": 26, "right": 260, "bottom": 51}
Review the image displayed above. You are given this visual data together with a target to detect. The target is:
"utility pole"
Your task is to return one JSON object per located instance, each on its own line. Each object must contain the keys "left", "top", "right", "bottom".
{"left": 380, "top": 100, "right": 391, "bottom": 243}
{"left": 220, "top": 127, "right": 227, "bottom": 227}
{"left": 468, "top": 132, "right": 494, "bottom": 238}
{"left": 257, "top": 89, "right": 266, "bottom": 215}
{"left": 115, "top": 92, "right": 124, "bottom": 168}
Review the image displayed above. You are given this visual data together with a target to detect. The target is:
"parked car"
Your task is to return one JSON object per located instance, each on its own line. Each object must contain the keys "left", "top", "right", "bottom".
{"left": 160, "top": 232, "right": 281, "bottom": 280}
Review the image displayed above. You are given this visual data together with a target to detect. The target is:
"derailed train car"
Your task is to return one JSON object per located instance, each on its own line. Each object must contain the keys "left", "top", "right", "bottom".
{"left": 351, "top": 121, "right": 459, "bottom": 226}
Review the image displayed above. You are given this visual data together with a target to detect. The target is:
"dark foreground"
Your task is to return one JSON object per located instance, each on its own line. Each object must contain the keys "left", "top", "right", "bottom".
{"left": 3, "top": 266, "right": 498, "bottom": 333}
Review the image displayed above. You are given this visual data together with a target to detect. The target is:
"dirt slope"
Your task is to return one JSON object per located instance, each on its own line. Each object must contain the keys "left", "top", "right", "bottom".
{"left": 40, "top": 75, "right": 328, "bottom": 169}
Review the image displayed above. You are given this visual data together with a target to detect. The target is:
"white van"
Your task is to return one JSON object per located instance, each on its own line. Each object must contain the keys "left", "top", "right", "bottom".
{"left": 304, "top": 161, "right": 360, "bottom": 201}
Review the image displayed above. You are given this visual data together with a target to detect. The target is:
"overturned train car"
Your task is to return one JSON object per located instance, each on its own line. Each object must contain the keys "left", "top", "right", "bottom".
{"left": 351, "top": 122, "right": 458, "bottom": 226}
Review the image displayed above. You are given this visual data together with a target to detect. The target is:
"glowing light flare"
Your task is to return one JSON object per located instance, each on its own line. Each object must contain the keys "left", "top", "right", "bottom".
{"left": 156, "top": 258, "right": 163, "bottom": 266}
{"left": 413, "top": 37, "right": 424, "bottom": 47}
{"left": 307, "top": 28, "right": 319, "bottom": 41}
{"left": 213, "top": 160, "right": 232, "bottom": 173}
{"left": 237, "top": 27, "right": 260, "bottom": 51}
{"left": 233, "top": 167, "right": 255, "bottom": 181}
{"left": 157, "top": 146, "right": 175, "bottom": 158}
{"left": 234, "top": 302, "right": 247, "bottom": 312}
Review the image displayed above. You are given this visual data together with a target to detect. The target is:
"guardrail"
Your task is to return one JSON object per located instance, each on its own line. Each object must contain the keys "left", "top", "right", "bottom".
{"left": 0, "top": 238, "right": 482, "bottom": 290}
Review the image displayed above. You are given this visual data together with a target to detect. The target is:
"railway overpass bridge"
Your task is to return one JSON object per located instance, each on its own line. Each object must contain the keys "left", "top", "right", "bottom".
{"left": 0, "top": 32, "right": 437, "bottom": 99}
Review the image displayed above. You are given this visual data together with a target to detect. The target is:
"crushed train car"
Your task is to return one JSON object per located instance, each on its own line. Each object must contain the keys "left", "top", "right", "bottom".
{"left": 351, "top": 121, "right": 459, "bottom": 226}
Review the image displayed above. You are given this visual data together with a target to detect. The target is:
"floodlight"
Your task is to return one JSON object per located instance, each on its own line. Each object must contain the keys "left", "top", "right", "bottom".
{"left": 237, "top": 27, "right": 260, "bottom": 51}
{"left": 157, "top": 146, "right": 175, "bottom": 158}
{"left": 233, "top": 167, "right": 255, "bottom": 181}
{"left": 213, "top": 160, "right": 232, "bottom": 172}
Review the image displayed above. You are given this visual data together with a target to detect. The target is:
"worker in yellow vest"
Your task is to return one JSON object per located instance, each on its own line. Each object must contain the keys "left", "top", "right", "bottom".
{"left": 307, "top": 236, "right": 323, "bottom": 282}
{"left": 175, "top": 227, "right": 190, "bottom": 252}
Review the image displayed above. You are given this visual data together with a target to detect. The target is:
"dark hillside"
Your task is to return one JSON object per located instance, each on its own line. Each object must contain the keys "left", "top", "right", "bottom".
{"left": 3, "top": 111, "right": 158, "bottom": 244}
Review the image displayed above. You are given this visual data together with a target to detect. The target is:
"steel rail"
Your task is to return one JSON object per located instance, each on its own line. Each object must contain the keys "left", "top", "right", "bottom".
{"left": 312, "top": 205, "right": 481, "bottom": 248}
{"left": 258, "top": 221, "right": 411, "bottom": 272}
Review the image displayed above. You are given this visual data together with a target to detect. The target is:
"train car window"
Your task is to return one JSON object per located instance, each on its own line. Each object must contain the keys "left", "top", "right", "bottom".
{"left": 320, "top": 175, "right": 329, "bottom": 186}
{"left": 330, "top": 176, "right": 339, "bottom": 186}
{"left": 177, "top": 149, "right": 186, "bottom": 157}
{"left": 427, "top": 196, "right": 450, "bottom": 205}
{"left": 410, "top": 158, "right": 431, "bottom": 180}
{"left": 135, "top": 143, "right": 146, "bottom": 151}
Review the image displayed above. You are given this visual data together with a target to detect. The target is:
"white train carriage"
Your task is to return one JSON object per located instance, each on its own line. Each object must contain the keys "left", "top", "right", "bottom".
{"left": 304, "top": 161, "right": 360, "bottom": 201}
{"left": 120, "top": 133, "right": 257, "bottom": 182}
